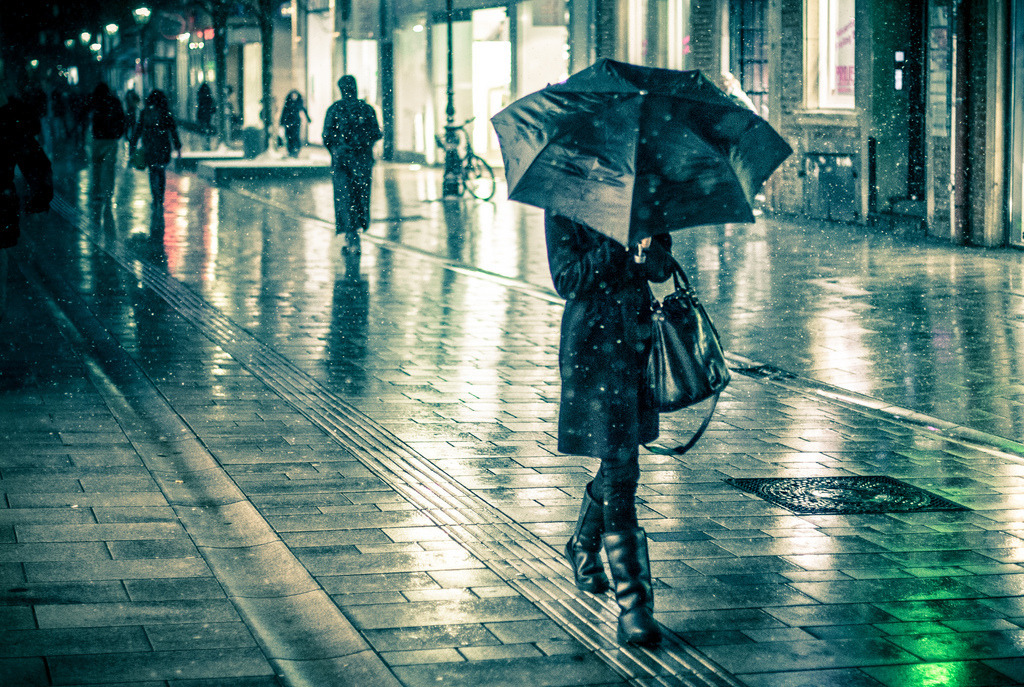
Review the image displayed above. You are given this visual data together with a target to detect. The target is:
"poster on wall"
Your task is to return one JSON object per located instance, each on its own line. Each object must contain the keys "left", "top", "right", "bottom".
{"left": 830, "top": 0, "right": 855, "bottom": 99}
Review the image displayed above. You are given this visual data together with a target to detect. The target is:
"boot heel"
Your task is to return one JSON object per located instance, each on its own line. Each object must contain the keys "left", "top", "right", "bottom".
{"left": 603, "top": 528, "right": 661, "bottom": 647}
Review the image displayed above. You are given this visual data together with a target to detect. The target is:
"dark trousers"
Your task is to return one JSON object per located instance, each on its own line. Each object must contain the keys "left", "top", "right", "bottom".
{"left": 592, "top": 450, "right": 640, "bottom": 533}
{"left": 331, "top": 161, "right": 372, "bottom": 236}
{"left": 284, "top": 124, "right": 302, "bottom": 157}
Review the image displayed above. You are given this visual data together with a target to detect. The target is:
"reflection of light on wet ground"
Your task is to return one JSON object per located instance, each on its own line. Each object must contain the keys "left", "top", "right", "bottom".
{"left": 205, "top": 189, "right": 219, "bottom": 282}
{"left": 808, "top": 304, "right": 874, "bottom": 396}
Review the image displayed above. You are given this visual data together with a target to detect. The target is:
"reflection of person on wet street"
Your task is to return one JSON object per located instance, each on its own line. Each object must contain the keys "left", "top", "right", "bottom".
{"left": 322, "top": 75, "right": 381, "bottom": 255}
{"left": 130, "top": 90, "right": 181, "bottom": 219}
{"left": 546, "top": 213, "right": 673, "bottom": 648}
{"left": 279, "top": 90, "right": 311, "bottom": 158}
{"left": 0, "top": 96, "right": 53, "bottom": 322}
{"left": 88, "top": 83, "right": 126, "bottom": 203}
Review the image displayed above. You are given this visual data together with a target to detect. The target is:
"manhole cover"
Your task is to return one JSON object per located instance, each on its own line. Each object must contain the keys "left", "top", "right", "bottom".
{"left": 725, "top": 476, "right": 967, "bottom": 515}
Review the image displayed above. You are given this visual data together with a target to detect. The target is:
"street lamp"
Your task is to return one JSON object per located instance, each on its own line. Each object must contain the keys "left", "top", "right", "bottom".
{"left": 441, "top": 0, "right": 460, "bottom": 197}
{"left": 133, "top": 6, "right": 152, "bottom": 92}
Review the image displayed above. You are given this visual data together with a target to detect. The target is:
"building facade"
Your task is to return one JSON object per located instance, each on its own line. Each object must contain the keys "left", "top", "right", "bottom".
{"left": 151, "top": 0, "right": 1018, "bottom": 247}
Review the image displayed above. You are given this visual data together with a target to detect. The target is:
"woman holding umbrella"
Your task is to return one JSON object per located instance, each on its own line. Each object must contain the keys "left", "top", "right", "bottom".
{"left": 547, "top": 215, "right": 674, "bottom": 647}
{"left": 493, "top": 57, "right": 791, "bottom": 649}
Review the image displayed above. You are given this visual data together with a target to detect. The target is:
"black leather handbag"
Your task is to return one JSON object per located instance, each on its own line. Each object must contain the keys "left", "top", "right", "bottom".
{"left": 646, "top": 258, "right": 730, "bottom": 452}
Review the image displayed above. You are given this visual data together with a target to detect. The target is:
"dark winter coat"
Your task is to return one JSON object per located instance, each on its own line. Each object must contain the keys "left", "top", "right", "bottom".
{"left": 196, "top": 84, "right": 215, "bottom": 130}
{"left": 0, "top": 100, "right": 53, "bottom": 249}
{"left": 89, "top": 84, "right": 126, "bottom": 140}
{"left": 322, "top": 96, "right": 381, "bottom": 170}
{"left": 132, "top": 102, "right": 181, "bottom": 168}
{"left": 545, "top": 213, "right": 674, "bottom": 459}
{"left": 280, "top": 96, "right": 310, "bottom": 131}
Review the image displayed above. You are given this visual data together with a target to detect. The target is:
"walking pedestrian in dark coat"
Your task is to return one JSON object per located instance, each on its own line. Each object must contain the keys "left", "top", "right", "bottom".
{"left": 0, "top": 97, "right": 52, "bottom": 321}
{"left": 88, "top": 83, "right": 127, "bottom": 202}
{"left": 196, "top": 83, "right": 216, "bottom": 135}
{"left": 124, "top": 89, "right": 141, "bottom": 141}
{"left": 279, "top": 90, "right": 310, "bottom": 158}
{"left": 322, "top": 76, "right": 381, "bottom": 254}
{"left": 130, "top": 91, "right": 181, "bottom": 216}
{"left": 546, "top": 212, "right": 674, "bottom": 647}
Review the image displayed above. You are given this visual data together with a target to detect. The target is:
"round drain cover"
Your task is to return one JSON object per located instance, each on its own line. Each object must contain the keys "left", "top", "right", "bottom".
{"left": 726, "top": 476, "right": 966, "bottom": 515}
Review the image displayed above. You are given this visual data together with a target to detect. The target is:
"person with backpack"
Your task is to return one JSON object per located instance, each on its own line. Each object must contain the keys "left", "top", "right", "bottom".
{"left": 88, "top": 83, "right": 127, "bottom": 203}
{"left": 322, "top": 75, "right": 381, "bottom": 255}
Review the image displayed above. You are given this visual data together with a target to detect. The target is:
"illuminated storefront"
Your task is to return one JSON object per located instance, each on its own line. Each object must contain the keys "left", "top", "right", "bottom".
{"left": 391, "top": 0, "right": 574, "bottom": 165}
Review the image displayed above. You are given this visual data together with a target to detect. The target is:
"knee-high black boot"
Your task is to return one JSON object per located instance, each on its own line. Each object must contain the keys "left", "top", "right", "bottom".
{"left": 564, "top": 482, "right": 609, "bottom": 593}
{"left": 603, "top": 528, "right": 661, "bottom": 647}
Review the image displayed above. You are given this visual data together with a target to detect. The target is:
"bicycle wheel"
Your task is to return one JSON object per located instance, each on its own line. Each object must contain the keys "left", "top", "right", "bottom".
{"left": 464, "top": 155, "right": 496, "bottom": 201}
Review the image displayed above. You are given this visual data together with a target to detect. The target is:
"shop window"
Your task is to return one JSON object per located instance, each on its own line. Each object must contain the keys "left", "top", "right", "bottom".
{"left": 805, "top": 0, "right": 855, "bottom": 109}
{"left": 648, "top": 0, "right": 691, "bottom": 70}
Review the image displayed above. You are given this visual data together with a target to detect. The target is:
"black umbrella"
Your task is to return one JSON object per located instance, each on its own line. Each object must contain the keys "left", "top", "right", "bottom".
{"left": 491, "top": 58, "right": 792, "bottom": 248}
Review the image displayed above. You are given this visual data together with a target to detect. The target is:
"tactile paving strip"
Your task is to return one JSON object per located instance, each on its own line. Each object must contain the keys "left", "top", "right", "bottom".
{"left": 726, "top": 476, "right": 968, "bottom": 515}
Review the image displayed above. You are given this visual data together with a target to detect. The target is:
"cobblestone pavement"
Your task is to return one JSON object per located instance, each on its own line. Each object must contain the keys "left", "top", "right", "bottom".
{"left": 2, "top": 140, "right": 1024, "bottom": 686}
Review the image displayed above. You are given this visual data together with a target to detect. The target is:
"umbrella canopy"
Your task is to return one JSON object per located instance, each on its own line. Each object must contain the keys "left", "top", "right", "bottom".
{"left": 491, "top": 58, "right": 792, "bottom": 248}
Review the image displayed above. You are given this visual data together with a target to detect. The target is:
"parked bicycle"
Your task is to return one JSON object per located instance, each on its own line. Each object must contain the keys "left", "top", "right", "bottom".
{"left": 436, "top": 118, "right": 496, "bottom": 201}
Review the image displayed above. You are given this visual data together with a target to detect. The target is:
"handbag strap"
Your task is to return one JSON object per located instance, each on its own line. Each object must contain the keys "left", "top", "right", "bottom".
{"left": 668, "top": 255, "right": 691, "bottom": 293}
{"left": 645, "top": 393, "right": 719, "bottom": 455}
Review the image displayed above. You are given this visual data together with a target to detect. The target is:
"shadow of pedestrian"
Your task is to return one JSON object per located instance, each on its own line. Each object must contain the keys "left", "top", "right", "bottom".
{"left": 149, "top": 207, "right": 165, "bottom": 239}
{"left": 325, "top": 250, "right": 369, "bottom": 394}
{"left": 442, "top": 198, "right": 465, "bottom": 261}
{"left": 88, "top": 178, "right": 117, "bottom": 241}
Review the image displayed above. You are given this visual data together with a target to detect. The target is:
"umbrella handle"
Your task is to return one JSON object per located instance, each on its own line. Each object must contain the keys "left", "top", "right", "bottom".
{"left": 634, "top": 245, "right": 646, "bottom": 264}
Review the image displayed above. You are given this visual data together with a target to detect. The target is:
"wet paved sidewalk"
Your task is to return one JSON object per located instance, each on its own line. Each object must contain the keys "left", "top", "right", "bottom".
{"left": 3, "top": 138, "right": 1024, "bottom": 686}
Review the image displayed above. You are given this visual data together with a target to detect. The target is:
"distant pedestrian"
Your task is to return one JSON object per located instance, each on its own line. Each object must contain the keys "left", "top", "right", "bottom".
{"left": 547, "top": 215, "right": 674, "bottom": 648}
{"left": 322, "top": 76, "right": 381, "bottom": 255}
{"left": 279, "top": 90, "right": 311, "bottom": 158}
{"left": 130, "top": 90, "right": 181, "bottom": 216}
{"left": 124, "top": 89, "right": 141, "bottom": 141}
{"left": 0, "top": 96, "right": 53, "bottom": 322}
{"left": 196, "top": 83, "right": 216, "bottom": 147}
{"left": 88, "top": 83, "right": 127, "bottom": 202}
{"left": 51, "top": 87, "right": 71, "bottom": 140}
{"left": 68, "top": 87, "right": 90, "bottom": 146}
{"left": 223, "top": 85, "right": 237, "bottom": 141}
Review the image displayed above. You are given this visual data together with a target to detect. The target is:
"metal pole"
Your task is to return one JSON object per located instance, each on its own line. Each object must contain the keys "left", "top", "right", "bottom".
{"left": 138, "top": 32, "right": 145, "bottom": 93}
{"left": 442, "top": 0, "right": 461, "bottom": 196}
{"left": 379, "top": 0, "right": 395, "bottom": 161}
